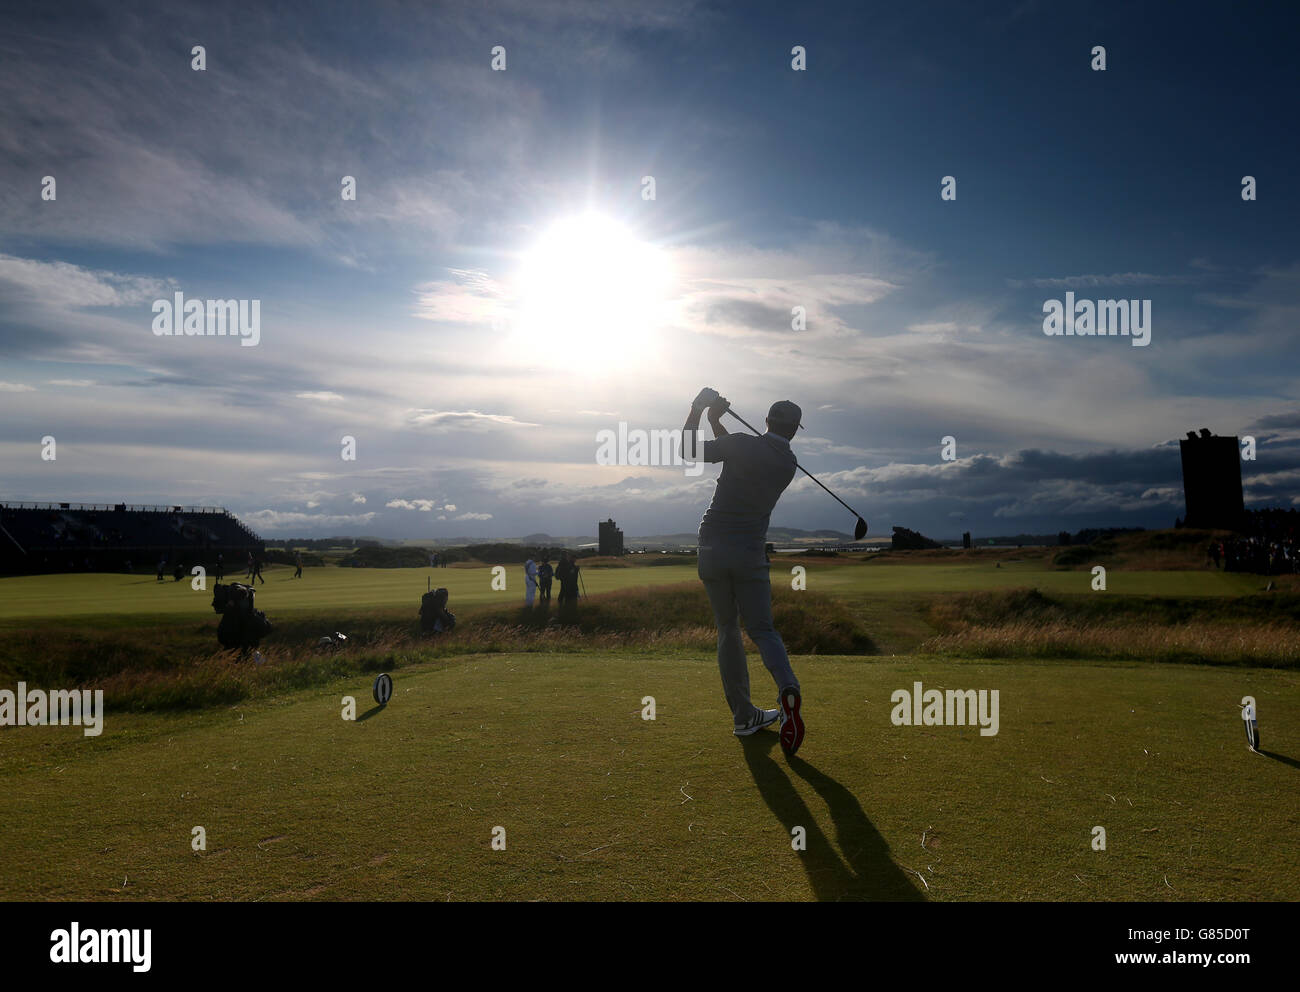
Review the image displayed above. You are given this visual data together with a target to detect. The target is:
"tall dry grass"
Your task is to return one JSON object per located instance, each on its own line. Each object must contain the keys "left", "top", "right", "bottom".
{"left": 0, "top": 584, "right": 874, "bottom": 712}
{"left": 922, "top": 586, "right": 1300, "bottom": 666}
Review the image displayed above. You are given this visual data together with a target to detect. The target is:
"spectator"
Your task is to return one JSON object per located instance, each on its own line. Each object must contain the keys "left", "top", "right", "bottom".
{"left": 556, "top": 552, "right": 580, "bottom": 608}
{"left": 524, "top": 556, "right": 538, "bottom": 606}
{"left": 538, "top": 558, "right": 553, "bottom": 602}
{"left": 1223, "top": 509, "right": 1300, "bottom": 575}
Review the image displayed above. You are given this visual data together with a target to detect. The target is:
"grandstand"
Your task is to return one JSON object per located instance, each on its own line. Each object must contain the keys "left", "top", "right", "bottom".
{"left": 0, "top": 502, "right": 263, "bottom": 575}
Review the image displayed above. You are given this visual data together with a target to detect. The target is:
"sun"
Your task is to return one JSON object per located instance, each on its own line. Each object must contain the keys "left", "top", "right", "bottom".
{"left": 511, "top": 212, "right": 672, "bottom": 368}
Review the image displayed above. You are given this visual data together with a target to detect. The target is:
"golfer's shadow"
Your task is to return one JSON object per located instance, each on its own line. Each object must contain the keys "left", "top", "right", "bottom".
{"left": 741, "top": 734, "right": 925, "bottom": 902}
{"left": 1260, "top": 749, "right": 1300, "bottom": 770}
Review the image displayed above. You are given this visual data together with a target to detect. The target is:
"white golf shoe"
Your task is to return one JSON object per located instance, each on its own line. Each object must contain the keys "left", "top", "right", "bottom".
{"left": 734, "top": 707, "right": 781, "bottom": 736}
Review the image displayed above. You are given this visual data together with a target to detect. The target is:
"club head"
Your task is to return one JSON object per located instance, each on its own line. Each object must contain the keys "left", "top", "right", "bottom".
{"left": 854, "top": 517, "right": 868, "bottom": 541}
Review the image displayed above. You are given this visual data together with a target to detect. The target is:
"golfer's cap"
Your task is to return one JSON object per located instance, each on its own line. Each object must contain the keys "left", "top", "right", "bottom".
{"left": 768, "top": 400, "right": 803, "bottom": 429}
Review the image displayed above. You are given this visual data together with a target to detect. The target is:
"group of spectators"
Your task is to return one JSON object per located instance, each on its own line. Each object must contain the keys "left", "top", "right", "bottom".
{"left": 1210, "top": 508, "right": 1300, "bottom": 574}
{"left": 523, "top": 551, "right": 582, "bottom": 608}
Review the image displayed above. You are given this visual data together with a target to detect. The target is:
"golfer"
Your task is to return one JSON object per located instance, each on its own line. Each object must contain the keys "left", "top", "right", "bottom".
{"left": 684, "top": 387, "right": 805, "bottom": 754}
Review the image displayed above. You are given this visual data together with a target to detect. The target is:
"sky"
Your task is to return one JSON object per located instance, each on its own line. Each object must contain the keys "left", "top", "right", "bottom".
{"left": 1, "top": 0, "right": 1298, "bottom": 541}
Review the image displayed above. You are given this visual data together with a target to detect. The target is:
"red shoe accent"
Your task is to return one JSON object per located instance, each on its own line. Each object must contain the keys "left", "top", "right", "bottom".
{"left": 779, "top": 687, "right": 804, "bottom": 755}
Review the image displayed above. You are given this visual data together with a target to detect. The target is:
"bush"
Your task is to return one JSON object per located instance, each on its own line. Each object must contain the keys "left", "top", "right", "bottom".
{"left": 1052, "top": 545, "right": 1102, "bottom": 567}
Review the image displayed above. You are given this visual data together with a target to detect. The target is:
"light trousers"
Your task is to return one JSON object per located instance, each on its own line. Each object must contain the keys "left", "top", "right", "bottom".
{"left": 698, "top": 542, "right": 799, "bottom": 726}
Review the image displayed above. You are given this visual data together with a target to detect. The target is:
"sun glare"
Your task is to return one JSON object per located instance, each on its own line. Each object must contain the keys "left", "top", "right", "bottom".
{"left": 511, "top": 213, "right": 672, "bottom": 368}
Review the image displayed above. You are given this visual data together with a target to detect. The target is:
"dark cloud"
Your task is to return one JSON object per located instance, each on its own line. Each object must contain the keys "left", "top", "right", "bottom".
{"left": 703, "top": 299, "right": 795, "bottom": 333}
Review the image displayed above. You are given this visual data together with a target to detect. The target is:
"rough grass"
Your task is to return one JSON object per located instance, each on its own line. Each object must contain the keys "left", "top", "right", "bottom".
{"left": 0, "top": 585, "right": 873, "bottom": 713}
{"left": 924, "top": 587, "right": 1300, "bottom": 666}
{"left": 0, "top": 564, "right": 1288, "bottom": 715}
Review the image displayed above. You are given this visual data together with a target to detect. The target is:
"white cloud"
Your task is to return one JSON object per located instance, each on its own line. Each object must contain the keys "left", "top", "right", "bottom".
{"left": 0, "top": 253, "right": 173, "bottom": 308}
{"left": 386, "top": 498, "right": 438, "bottom": 511}
{"left": 454, "top": 511, "right": 493, "bottom": 521}
{"left": 407, "top": 410, "right": 540, "bottom": 432}
{"left": 47, "top": 379, "right": 96, "bottom": 387}
{"left": 242, "top": 509, "right": 378, "bottom": 531}
{"left": 413, "top": 268, "right": 509, "bottom": 324}
{"left": 296, "top": 391, "right": 344, "bottom": 402}
{"left": 0, "top": 381, "right": 35, "bottom": 392}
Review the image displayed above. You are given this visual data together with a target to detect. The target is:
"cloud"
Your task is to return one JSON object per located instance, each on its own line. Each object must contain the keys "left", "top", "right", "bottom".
{"left": 679, "top": 271, "right": 893, "bottom": 339}
{"left": 0, "top": 254, "right": 173, "bottom": 310}
{"left": 351, "top": 493, "right": 367, "bottom": 504}
{"left": 386, "top": 498, "right": 438, "bottom": 511}
{"left": 0, "top": 381, "right": 35, "bottom": 392}
{"left": 1005, "top": 272, "right": 1199, "bottom": 289}
{"left": 242, "top": 509, "right": 378, "bottom": 532}
{"left": 407, "top": 410, "right": 540, "bottom": 432}
{"left": 413, "top": 268, "right": 509, "bottom": 324}
{"left": 797, "top": 436, "right": 871, "bottom": 457}
{"left": 46, "top": 379, "right": 96, "bottom": 387}
{"left": 454, "top": 511, "right": 493, "bottom": 521}
{"left": 296, "top": 391, "right": 344, "bottom": 402}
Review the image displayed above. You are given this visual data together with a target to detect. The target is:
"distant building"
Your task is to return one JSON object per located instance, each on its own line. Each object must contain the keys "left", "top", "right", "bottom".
{"left": 598, "top": 518, "right": 625, "bottom": 556}
{"left": 1179, "top": 429, "right": 1244, "bottom": 530}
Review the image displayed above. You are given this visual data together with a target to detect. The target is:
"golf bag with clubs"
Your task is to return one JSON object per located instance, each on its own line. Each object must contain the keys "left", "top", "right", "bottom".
{"left": 211, "top": 581, "right": 273, "bottom": 650}
{"left": 419, "top": 586, "right": 456, "bottom": 634}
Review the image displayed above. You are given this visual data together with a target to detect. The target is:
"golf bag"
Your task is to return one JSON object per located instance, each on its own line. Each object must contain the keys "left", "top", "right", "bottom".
{"left": 212, "top": 581, "right": 273, "bottom": 650}
{"left": 419, "top": 587, "right": 456, "bottom": 634}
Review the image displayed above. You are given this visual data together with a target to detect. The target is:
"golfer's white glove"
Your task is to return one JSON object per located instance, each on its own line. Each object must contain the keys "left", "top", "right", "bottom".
{"left": 691, "top": 386, "right": 721, "bottom": 413}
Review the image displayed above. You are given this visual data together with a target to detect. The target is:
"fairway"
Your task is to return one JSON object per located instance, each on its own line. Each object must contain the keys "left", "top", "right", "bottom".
{"left": 0, "top": 565, "right": 698, "bottom": 622}
{"left": 1, "top": 651, "right": 1295, "bottom": 901}
{"left": 0, "top": 559, "right": 1264, "bottom": 623}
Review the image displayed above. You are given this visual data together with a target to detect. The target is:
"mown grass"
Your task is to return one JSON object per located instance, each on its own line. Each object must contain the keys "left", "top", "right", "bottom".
{"left": 1, "top": 651, "right": 1295, "bottom": 901}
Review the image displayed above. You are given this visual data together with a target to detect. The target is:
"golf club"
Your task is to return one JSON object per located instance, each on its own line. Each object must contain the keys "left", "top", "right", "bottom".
{"left": 722, "top": 405, "right": 869, "bottom": 541}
